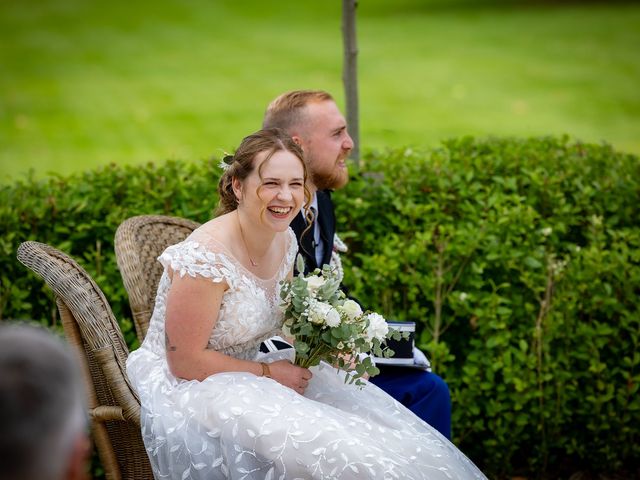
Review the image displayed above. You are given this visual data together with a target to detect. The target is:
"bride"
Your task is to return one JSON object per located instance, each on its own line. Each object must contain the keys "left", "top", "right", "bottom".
{"left": 126, "top": 128, "right": 487, "bottom": 479}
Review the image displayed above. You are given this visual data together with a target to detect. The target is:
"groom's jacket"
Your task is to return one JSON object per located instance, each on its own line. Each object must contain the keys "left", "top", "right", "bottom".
{"left": 290, "top": 190, "right": 336, "bottom": 274}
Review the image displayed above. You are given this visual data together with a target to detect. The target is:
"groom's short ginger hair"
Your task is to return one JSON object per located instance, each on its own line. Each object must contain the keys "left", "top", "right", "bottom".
{"left": 263, "top": 90, "right": 334, "bottom": 133}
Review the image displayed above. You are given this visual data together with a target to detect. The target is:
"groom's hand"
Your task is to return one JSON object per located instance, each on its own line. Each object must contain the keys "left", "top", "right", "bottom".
{"left": 269, "top": 360, "right": 313, "bottom": 395}
{"left": 335, "top": 352, "right": 370, "bottom": 380}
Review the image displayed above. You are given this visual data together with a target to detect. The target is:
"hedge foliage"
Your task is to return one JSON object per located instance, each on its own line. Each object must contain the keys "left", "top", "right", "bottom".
{"left": 1, "top": 136, "right": 638, "bottom": 478}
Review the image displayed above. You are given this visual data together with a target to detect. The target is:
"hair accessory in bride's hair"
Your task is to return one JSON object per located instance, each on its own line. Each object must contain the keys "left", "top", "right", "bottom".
{"left": 218, "top": 153, "right": 234, "bottom": 171}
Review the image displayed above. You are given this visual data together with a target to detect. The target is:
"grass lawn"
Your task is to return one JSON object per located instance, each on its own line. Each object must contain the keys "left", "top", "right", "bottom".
{"left": 1, "top": 0, "right": 639, "bottom": 181}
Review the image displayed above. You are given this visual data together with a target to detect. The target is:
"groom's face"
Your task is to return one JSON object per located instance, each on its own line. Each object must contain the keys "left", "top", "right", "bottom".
{"left": 296, "top": 100, "right": 353, "bottom": 191}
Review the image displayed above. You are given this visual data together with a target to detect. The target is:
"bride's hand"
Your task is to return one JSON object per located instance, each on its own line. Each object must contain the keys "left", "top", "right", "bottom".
{"left": 268, "top": 360, "right": 313, "bottom": 395}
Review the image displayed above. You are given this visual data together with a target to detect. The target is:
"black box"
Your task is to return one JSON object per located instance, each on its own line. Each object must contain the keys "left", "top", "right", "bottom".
{"left": 373, "top": 321, "right": 415, "bottom": 366}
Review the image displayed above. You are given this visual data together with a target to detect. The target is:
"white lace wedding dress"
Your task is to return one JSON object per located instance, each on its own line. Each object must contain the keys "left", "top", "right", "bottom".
{"left": 127, "top": 227, "right": 486, "bottom": 480}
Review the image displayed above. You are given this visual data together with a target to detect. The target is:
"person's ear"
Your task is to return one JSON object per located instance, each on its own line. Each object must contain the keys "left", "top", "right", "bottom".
{"left": 291, "top": 134, "right": 302, "bottom": 146}
{"left": 65, "top": 433, "right": 91, "bottom": 480}
{"left": 231, "top": 176, "right": 243, "bottom": 203}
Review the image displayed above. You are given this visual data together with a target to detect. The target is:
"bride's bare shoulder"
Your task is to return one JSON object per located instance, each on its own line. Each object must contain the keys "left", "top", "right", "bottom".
{"left": 188, "top": 214, "right": 235, "bottom": 249}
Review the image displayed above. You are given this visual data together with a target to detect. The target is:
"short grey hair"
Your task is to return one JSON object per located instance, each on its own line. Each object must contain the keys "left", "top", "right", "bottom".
{"left": 0, "top": 323, "right": 87, "bottom": 480}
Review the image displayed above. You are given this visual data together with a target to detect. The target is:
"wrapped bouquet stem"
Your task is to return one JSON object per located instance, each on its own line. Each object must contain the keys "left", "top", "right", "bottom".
{"left": 280, "top": 255, "right": 406, "bottom": 385}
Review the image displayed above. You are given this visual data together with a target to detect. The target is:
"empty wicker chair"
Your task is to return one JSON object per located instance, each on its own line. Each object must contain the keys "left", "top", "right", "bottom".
{"left": 115, "top": 215, "right": 200, "bottom": 343}
{"left": 16, "top": 241, "right": 153, "bottom": 480}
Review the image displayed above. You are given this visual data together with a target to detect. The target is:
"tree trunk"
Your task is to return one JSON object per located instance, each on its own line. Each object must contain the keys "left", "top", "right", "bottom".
{"left": 342, "top": 0, "right": 360, "bottom": 164}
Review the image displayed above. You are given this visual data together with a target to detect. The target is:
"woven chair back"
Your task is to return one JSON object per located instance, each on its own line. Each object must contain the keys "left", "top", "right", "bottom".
{"left": 115, "top": 215, "right": 200, "bottom": 342}
{"left": 114, "top": 215, "right": 200, "bottom": 343}
{"left": 17, "top": 241, "right": 153, "bottom": 480}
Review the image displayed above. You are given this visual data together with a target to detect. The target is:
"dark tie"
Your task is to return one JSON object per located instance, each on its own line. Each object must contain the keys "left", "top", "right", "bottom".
{"left": 310, "top": 206, "right": 318, "bottom": 249}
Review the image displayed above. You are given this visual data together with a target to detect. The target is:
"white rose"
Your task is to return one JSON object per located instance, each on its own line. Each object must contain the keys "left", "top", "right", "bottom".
{"left": 339, "top": 299, "right": 363, "bottom": 321}
{"left": 308, "top": 300, "right": 339, "bottom": 326}
{"left": 325, "top": 307, "right": 341, "bottom": 327}
{"left": 365, "top": 312, "right": 389, "bottom": 342}
{"left": 308, "top": 300, "right": 341, "bottom": 327}
{"left": 306, "top": 275, "right": 325, "bottom": 294}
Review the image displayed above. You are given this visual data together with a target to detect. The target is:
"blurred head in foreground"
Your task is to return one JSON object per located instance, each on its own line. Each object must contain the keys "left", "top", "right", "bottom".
{"left": 0, "top": 323, "right": 89, "bottom": 480}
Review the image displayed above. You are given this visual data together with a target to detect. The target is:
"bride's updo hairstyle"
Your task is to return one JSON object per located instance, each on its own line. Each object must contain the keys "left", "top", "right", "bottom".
{"left": 216, "top": 128, "right": 310, "bottom": 216}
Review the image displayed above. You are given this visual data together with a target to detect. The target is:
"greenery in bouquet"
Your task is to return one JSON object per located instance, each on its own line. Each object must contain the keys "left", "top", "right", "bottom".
{"left": 279, "top": 255, "right": 406, "bottom": 385}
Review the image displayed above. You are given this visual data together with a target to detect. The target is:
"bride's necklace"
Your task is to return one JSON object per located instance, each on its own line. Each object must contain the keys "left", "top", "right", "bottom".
{"left": 237, "top": 214, "right": 262, "bottom": 268}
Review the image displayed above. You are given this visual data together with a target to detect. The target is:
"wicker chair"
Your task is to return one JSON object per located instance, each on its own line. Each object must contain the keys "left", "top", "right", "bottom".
{"left": 16, "top": 241, "right": 153, "bottom": 480}
{"left": 115, "top": 214, "right": 200, "bottom": 342}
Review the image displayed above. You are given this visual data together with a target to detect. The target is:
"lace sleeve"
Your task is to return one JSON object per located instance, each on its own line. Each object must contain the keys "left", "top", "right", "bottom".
{"left": 159, "top": 241, "right": 237, "bottom": 286}
{"left": 280, "top": 228, "right": 299, "bottom": 279}
{"left": 329, "top": 232, "right": 347, "bottom": 283}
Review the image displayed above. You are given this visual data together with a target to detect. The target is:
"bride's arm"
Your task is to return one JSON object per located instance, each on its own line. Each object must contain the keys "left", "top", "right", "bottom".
{"left": 164, "top": 274, "right": 311, "bottom": 393}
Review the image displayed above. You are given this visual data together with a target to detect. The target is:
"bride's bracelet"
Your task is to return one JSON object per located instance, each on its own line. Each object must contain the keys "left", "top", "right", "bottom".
{"left": 260, "top": 362, "right": 272, "bottom": 378}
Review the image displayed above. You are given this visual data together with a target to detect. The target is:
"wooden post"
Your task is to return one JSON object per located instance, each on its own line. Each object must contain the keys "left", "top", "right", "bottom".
{"left": 342, "top": 0, "right": 360, "bottom": 165}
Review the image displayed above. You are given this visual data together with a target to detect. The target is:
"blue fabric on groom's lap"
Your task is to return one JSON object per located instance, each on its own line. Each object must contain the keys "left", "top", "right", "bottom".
{"left": 369, "top": 367, "right": 452, "bottom": 440}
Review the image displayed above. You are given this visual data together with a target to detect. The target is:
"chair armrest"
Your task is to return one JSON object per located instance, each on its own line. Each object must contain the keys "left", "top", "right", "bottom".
{"left": 94, "top": 347, "right": 141, "bottom": 426}
{"left": 90, "top": 406, "right": 125, "bottom": 422}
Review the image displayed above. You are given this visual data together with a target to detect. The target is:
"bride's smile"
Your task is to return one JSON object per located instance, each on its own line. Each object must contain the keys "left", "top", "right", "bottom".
{"left": 234, "top": 148, "right": 306, "bottom": 233}
{"left": 266, "top": 206, "right": 293, "bottom": 218}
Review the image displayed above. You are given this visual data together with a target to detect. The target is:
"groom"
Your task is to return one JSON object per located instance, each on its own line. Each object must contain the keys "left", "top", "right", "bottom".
{"left": 262, "top": 90, "right": 452, "bottom": 439}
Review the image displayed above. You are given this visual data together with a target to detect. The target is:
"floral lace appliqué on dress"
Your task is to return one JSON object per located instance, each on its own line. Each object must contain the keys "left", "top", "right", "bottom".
{"left": 127, "top": 227, "right": 486, "bottom": 480}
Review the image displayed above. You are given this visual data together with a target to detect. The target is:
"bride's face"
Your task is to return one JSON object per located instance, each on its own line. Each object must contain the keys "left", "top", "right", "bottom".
{"left": 237, "top": 149, "right": 305, "bottom": 231}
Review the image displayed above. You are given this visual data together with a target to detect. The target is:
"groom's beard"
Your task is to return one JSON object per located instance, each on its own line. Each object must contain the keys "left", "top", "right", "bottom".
{"left": 310, "top": 157, "right": 350, "bottom": 191}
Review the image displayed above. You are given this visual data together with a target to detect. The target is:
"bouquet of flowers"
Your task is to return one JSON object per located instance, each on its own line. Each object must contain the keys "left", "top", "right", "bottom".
{"left": 279, "top": 255, "right": 406, "bottom": 385}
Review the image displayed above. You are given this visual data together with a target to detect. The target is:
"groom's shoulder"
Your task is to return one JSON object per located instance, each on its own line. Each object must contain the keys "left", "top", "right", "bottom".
{"left": 317, "top": 189, "right": 334, "bottom": 203}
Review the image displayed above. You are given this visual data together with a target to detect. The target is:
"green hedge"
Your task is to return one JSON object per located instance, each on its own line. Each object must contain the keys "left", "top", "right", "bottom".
{"left": 1, "top": 136, "right": 638, "bottom": 478}
{"left": 0, "top": 159, "right": 221, "bottom": 348}
{"left": 337, "top": 136, "right": 640, "bottom": 477}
